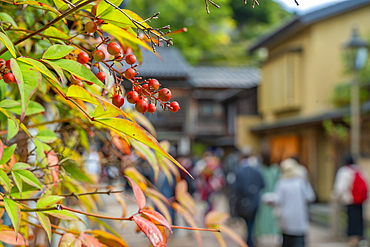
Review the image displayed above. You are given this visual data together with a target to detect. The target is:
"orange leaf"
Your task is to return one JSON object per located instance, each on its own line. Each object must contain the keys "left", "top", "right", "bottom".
{"left": 145, "top": 188, "right": 169, "bottom": 206}
{"left": 78, "top": 232, "right": 102, "bottom": 247}
{"left": 113, "top": 193, "right": 127, "bottom": 217}
{"left": 172, "top": 202, "right": 201, "bottom": 247}
{"left": 205, "top": 211, "right": 230, "bottom": 226}
{"left": 132, "top": 215, "right": 166, "bottom": 247}
{"left": 125, "top": 176, "right": 146, "bottom": 210}
{"left": 0, "top": 227, "right": 28, "bottom": 246}
{"left": 175, "top": 180, "right": 196, "bottom": 215}
{"left": 141, "top": 209, "right": 172, "bottom": 232}
{"left": 213, "top": 232, "right": 227, "bottom": 247}
{"left": 218, "top": 225, "right": 247, "bottom": 247}
{"left": 85, "top": 229, "right": 128, "bottom": 247}
{"left": 111, "top": 131, "right": 131, "bottom": 155}
{"left": 47, "top": 151, "right": 59, "bottom": 187}
{"left": 58, "top": 233, "right": 77, "bottom": 247}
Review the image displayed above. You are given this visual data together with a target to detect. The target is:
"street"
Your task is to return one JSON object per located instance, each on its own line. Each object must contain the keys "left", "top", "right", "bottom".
{"left": 98, "top": 189, "right": 349, "bottom": 247}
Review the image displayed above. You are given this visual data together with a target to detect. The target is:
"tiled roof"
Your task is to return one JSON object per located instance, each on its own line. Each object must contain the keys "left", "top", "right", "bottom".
{"left": 189, "top": 66, "right": 260, "bottom": 89}
{"left": 136, "top": 47, "right": 191, "bottom": 78}
{"left": 249, "top": 0, "right": 370, "bottom": 52}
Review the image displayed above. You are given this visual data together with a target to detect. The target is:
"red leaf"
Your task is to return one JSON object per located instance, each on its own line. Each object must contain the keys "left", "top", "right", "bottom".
{"left": 47, "top": 151, "right": 59, "bottom": 187}
{"left": 0, "top": 230, "right": 28, "bottom": 246}
{"left": 132, "top": 215, "right": 166, "bottom": 247}
{"left": 125, "top": 176, "right": 146, "bottom": 210}
{"left": 78, "top": 232, "right": 102, "bottom": 247}
{"left": 141, "top": 209, "right": 172, "bottom": 233}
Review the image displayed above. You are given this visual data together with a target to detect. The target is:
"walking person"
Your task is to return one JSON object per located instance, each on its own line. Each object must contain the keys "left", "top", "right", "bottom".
{"left": 255, "top": 152, "right": 280, "bottom": 239}
{"left": 235, "top": 148, "right": 265, "bottom": 247}
{"left": 333, "top": 155, "right": 369, "bottom": 247}
{"left": 275, "top": 158, "right": 316, "bottom": 247}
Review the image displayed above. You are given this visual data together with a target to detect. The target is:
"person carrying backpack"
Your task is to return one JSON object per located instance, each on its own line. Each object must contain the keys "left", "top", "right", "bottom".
{"left": 333, "top": 155, "right": 369, "bottom": 247}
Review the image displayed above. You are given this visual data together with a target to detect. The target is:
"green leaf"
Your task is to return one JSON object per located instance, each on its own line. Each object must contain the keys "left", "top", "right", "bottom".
{"left": 0, "top": 79, "right": 6, "bottom": 101}
{"left": 0, "top": 12, "right": 18, "bottom": 28}
{"left": 9, "top": 58, "right": 23, "bottom": 84}
{"left": 36, "top": 129, "right": 58, "bottom": 143}
{"left": 12, "top": 162, "right": 31, "bottom": 170}
{"left": 15, "top": 170, "right": 43, "bottom": 190}
{"left": 0, "top": 99, "right": 21, "bottom": 108}
{"left": 63, "top": 163, "right": 93, "bottom": 184}
{"left": 7, "top": 100, "right": 45, "bottom": 116}
{"left": 36, "top": 212, "right": 51, "bottom": 242}
{"left": 96, "top": 0, "right": 123, "bottom": 16}
{"left": 17, "top": 61, "right": 42, "bottom": 122}
{"left": 34, "top": 139, "right": 47, "bottom": 164}
{"left": 43, "top": 45, "right": 74, "bottom": 60}
{"left": 53, "top": 59, "right": 107, "bottom": 89}
{"left": 0, "top": 144, "right": 16, "bottom": 165}
{"left": 17, "top": 57, "right": 59, "bottom": 85}
{"left": 36, "top": 195, "right": 64, "bottom": 208}
{"left": 102, "top": 24, "right": 153, "bottom": 52}
{"left": 66, "top": 85, "right": 99, "bottom": 104}
{"left": 4, "top": 198, "right": 21, "bottom": 235}
{"left": 0, "top": 32, "right": 16, "bottom": 58}
{"left": 0, "top": 169, "right": 11, "bottom": 194}
{"left": 7, "top": 118, "right": 18, "bottom": 141}
{"left": 15, "top": 1, "right": 61, "bottom": 16}
{"left": 10, "top": 183, "right": 39, "bottom": 199}
{"left": 46, "top": 210, "right": 79, "bottom": 221}
{"left": 11, "top": 171, "right": 22, "bottom": 197}
{"left": 44, "top": 26, "right": 70, "bottom": 40}
{"left": 41, "top": 59, "right": 66, "bottom": 86}
{"left": 95, "top": 118, "right": 191, "bottom": 177}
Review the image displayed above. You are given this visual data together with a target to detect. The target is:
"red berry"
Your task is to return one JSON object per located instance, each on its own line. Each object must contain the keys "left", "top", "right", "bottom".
{"left": 91, "top": 5, "right": 97, "bottom": 16}
{"left": 124, "top": 68, "right": 136, "bottom": 79}
{"left": 85, "top": 21, "right": 97, "bottom": 33}
{"left": 86, "top": 81, "right": 94, "bottom": 86}
{"left": 158, "top": 88, "right": 172, "bottom": 102}
{"left": 93, "top": 50, "right": 105, "bottom": 62}
{"left": 142, "top": 83, "right": 150, "bottom": 95}
{"left": 127, "top": 91, "right": 139, "bottom": 104}
{"left": 112, "top": 95, "right": 124, "bottom": 108}
{"left": 96, "top": 71, "right": 106, "bottom": 82}
{"left": 148, "top": 79, "right": 160, "bottom": 91}
{"left": 147, "top": 103, "right": 156, "bottom": 114}
{"left": 107, "top": 42, "right": 121, "bottom": 56}
{"left": 170, "top": 101, "right": 180, "bottom": 112}
{"left": 135, "top": 99, "right": 148, "bottom": 113}
{"left": 96, "top": 19, "right": 104, "bottom": 25}
{"left": 5, "top": 60, "right": 11, "bottom": 70}
{"left": 3, "top": 73, "right": 16, "bottom": 84}
{"left": 125, "top": 54, "right": 136, "bottom": 65}
{"left": 0, "top": 59, "right": 5, "bottom": 67}
{"left": 77, "top": 52, "right": 90, "bottom": 64}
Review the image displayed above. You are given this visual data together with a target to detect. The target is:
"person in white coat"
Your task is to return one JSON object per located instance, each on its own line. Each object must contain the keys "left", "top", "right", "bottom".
{"left": 275, "top": 158, "right": 316, "bottom": 247}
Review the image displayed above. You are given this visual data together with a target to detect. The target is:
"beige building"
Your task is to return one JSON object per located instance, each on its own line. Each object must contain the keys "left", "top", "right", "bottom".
{"left": 242, "top": 0, "right": 370, "bottom": 201}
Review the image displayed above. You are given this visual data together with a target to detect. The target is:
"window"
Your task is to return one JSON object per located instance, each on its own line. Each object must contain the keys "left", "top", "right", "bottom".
{"left": 264, "top": 51, "right": 302, "bottom": 112}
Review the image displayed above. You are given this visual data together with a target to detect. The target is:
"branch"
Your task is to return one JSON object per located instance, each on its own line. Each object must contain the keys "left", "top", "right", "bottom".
{"left": 0, "top": 0, "right": 96, "bottom": 56}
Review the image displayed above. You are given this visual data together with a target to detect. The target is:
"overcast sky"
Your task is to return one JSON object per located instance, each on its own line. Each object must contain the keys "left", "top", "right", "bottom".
{"left": 274, "top": 0, "right": 346, "bottom": 13}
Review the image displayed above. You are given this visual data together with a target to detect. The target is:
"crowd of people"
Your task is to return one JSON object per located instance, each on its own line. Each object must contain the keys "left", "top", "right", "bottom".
{"left": 84, "top": 144, "right": 370, "bottom": 247}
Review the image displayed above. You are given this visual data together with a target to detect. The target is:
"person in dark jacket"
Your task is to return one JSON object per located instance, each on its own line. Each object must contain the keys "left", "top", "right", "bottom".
{"left": 235, "top": 149, "right": 265, "bottom": 247}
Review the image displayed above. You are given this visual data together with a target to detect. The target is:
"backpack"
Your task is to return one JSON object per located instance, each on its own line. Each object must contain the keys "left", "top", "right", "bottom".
{"left": 349, "top": 166, "right": 368, "bottom": 204}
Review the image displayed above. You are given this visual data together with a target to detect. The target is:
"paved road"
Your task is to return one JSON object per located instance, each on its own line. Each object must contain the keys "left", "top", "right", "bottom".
{"left": 98, "top": 188, "right": 349, "bottom": 247}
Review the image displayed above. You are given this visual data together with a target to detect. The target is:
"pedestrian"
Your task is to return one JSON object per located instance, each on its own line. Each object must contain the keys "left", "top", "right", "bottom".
{"left": 333, "top": 155, "right": 369, "bottom": 247}
{"left": 234, "top": 148, "right": 265, "bottom": 247}
{"left": 275, "top": 158, "right": 316, "bottom": 247}
{"left": 255, "top": 152, "right": 280, "bottom": 238}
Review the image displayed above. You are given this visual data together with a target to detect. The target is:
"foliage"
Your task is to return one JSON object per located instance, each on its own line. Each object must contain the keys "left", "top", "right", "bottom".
{"left": 0, "top": 0, "right": 253, "bottom": 245}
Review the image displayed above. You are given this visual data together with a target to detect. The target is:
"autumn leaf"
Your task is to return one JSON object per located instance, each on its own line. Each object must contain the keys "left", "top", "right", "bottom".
{"left": 132, "top": 215, "right": 166, "bottom": 247}
{"left": 125, "top": 176, "right": 146, "bottom": 210}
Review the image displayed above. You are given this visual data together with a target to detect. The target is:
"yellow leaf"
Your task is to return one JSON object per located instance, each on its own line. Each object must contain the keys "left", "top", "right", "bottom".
{"left": 205, "top": 211, "right": 230, "bottom": 226}
{"left": 219, "top": 225, "right": 247, "bottom": 247}
{"left": 85, "top": 229, "right": 128, "bottom": 247}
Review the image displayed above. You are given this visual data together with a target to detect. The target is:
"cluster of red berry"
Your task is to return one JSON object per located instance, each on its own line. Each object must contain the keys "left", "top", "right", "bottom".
{"left": 0, "top": 59, "right": 16, "bottom": 84}
{"left": 72, "top": 12, "right": 180, "bottom": 114}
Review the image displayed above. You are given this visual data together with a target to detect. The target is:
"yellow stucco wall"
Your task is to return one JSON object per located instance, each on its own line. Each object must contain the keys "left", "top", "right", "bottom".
{"left": 259, "top": 5, "right": 370, "bottom": 119}
{"left": 235, "top": 115, "right": 261, "bottom": 152}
